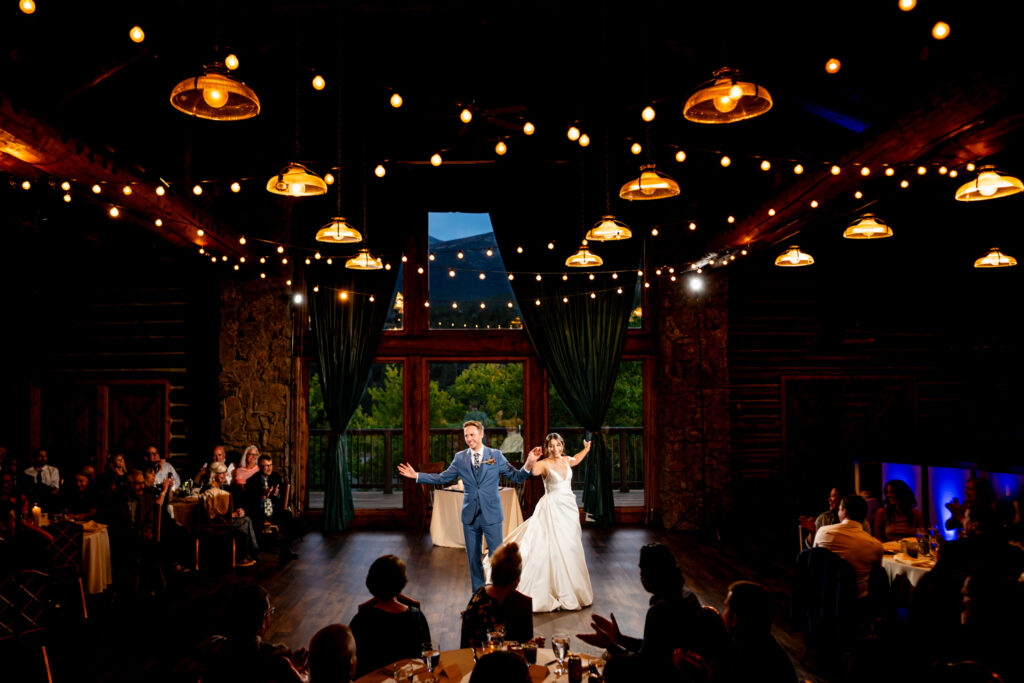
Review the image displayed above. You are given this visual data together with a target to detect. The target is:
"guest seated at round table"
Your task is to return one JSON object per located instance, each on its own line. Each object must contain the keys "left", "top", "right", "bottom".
{"left": 100, "top": 453, "right": 129, "bottom": 493}
{"left": 232, "top": 445, "right": 261, "bottom": 490}
{"left": 945, "top": 477, "right": 997, "bottom": 536}
{"left": 309, "top": 624, "right": 357, "bottom": 683}
{"left": 62, "top": 470, "right": 98, "bottom": 520}
{"left": 195, "top": 445, "right": 236, "bottom": 488}
{"left": 199, "top": 461, "right": 259, "bottom": 567}
{"left": 461, "top": 541, "right": 533, "bottom": 647}
{"left": 349, "top": 554, "right": 431, "bottom": 678}
{"left": 874, "top": 479, "right": 924, "bottom": 542}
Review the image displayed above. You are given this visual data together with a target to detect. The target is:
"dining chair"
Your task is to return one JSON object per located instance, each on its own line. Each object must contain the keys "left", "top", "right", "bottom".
{"left": 46, "top": 520, "right": 88, "bottom": 620}
{"left": 0, "top": 570, "right": 54, "bottom": 683}
{"left": 195, "top": 497, "right": 236, "bottom": 571}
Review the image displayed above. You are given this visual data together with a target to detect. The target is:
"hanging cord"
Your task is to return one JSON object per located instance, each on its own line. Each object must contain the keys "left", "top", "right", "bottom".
{"left": 604, "top": 127, "right": 611, "bottom": 214}
{"left": 293, "top": 8, "right": 302, "bottom": 158}
{"left": 335, "top": 79, "right": 343, "bottom": 215}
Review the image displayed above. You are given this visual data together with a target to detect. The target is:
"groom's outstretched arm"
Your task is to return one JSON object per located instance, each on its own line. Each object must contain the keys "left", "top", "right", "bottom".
{"left": 398, "top": 460, "right": 459, "bottom": 485}
{"left": 503, "top": 448, "right": 540, "bottom": 483}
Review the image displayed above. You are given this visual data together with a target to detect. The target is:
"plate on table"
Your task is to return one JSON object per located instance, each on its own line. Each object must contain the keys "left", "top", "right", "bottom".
{"left": 882, "top": 541, "right": 901, "bottom": 554}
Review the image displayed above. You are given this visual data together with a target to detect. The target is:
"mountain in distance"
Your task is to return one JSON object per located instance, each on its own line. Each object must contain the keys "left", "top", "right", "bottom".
{"left": 427, "top": 232, "right": 516, "bottom": 303}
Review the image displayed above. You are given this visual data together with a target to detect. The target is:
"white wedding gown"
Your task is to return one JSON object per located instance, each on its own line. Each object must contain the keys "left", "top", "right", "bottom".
{"left": 487, "top": 461, "right": 593, "bottom": 612}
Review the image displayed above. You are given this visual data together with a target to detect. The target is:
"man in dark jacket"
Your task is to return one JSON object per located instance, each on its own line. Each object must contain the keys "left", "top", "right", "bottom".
{"left": 245, "top": 455, "right": 298, "bottom": 560}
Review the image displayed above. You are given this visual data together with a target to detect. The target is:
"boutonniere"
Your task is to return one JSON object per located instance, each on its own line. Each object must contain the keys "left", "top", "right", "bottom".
{"left": 483, "top": 458, "right": 496, "bottom": 466}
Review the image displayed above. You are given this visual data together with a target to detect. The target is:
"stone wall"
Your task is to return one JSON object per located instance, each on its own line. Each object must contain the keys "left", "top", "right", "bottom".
{"left": 218, "top": 276, "right": 292, "bottom": 467}
{"left": 654, "top": 273, "right": 731, "bottom": 530}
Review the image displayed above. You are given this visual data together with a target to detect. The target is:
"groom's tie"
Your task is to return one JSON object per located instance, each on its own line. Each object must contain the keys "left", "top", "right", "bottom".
{"left": 472, "top": 451, "right": 481, "bottom": 471}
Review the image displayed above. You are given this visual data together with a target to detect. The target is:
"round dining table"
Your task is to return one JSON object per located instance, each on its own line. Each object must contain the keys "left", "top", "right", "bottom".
{"left": 353, "top": 647, "right": 593, "bottom": 683}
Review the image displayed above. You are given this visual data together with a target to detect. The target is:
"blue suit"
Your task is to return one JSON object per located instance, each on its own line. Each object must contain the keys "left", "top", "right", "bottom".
{"left": 417, "top": 446, "right": 532, "bottom": 592}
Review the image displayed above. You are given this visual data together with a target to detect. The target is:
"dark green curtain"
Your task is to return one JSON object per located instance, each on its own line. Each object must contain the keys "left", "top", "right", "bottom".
{"left": 308, "top": 263, "right": 398, "bottom": 532}
{"left": 491, "top": 168, "right": 640, "bottom": 527}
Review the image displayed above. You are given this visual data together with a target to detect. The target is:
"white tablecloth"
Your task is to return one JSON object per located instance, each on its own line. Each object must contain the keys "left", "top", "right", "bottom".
{"left": 882, "top": 553, "right": 934, "bottom": 588}
{"left": 354, "top": 647, "right": 584, "bottom": 683}
{"left": 429, "top": 488, "right": 523, "bottom": 550}
{"left": 82, "top": 524, "right": 113, "bottom": 594}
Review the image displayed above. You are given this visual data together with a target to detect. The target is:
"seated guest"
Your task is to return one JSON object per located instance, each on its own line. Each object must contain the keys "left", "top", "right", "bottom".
{"left": 233, "top": 445, "right": 261, "bottom": 490}
{"left": 62, "top": 470, "right": 98, "bottom": 520}
{"left": 814, "top": 495, "right": 883, "bottom": 598}
{"left": 954, "top": 572, "right": 1023, "bottom": 682}
{"left": 461, "top": 541, "right": 533, "bottom": 647}
{"left": 309, "top": 624, "right": 357, "bottom": 683}
{"left": 874, "top": 479, "right": 924, "bottom": 542}
{"left": 109, "top": 470, "right": 159, "bottom": 589}
{"left": 945, "top": 477, "right": 996, "bottom": 536}
{"left": 0, "top": 470, "right": 27, "bottom": 517}
{"left": 195, "top": 445, "right": 235, "bottom": 488}
{"left": 578, "top": 543, "right": 710, "bottom": 678}
{"left": 101, "top": 453, "right": 129, "bottom": 492}
{"left": 798, "top": 487, "right": 867, "bottom": 547}
{"left": 23, "top": 448, "right": 61, "bottom": 506}
{"left": 470, "top": 651, "right": 530, "bottom": 683}
{"left": 245, "top": 455, "right": 298, "bottom": 560}
{"left": 349, "top": 554, "right": 431, "bottom": 678}
{"left": 199, "top": 462, "right": 259, "bottom": 566}
{"left": 197, "top": 585, "right": 307, "bottom": 683}
{"left": 143, "top": 445, "right": 181, "bottom": 491}
{"left": 714, "top": 581, "right": 796, "bottom": 683}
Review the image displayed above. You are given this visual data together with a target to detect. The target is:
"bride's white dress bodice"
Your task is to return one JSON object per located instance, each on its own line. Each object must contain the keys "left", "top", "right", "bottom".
{"left": 488, "top": 458, "right": 593, "bottom": 612}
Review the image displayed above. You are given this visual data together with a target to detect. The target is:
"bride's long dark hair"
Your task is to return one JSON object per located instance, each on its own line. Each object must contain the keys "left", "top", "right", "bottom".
{"left": 541, "top": 433, "right": 565, "bottom": 460}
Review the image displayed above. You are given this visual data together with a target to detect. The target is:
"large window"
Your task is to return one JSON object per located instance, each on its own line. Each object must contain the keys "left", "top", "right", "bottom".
{"left": 427, "top": 213, "right": 522, "bottom": 329}
{"left": 308, "top": 363, "right": 404, "bottom": 509}
{"left": 428, "top": 362, "right": 524, "bottom": 464}
{"left": 548, "top": 360, "right": 644, "bottom": 507}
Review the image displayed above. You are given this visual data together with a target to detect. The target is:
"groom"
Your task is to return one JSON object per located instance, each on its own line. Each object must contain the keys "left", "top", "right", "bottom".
{"left": 398, "top": 420, "right": 538, "bottom": 592}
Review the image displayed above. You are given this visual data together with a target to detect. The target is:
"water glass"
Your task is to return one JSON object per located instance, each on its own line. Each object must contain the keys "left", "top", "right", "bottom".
{"left": 421, "top": 642, "right": 440, "bottom": 673}
{"left": 487, "top": 629, "right": 504, "bottom": 651}
{"left": 552, "top": 634, "right": 570, "bottom": 675}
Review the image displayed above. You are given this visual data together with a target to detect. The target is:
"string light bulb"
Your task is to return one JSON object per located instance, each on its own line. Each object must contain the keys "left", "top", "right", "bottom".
{"left": 63, "top": 194, "right": 72, "bottom": 202}
{"left": 375, "top": 164, "right": 386, "bottom": 177}
{"left": 885, "top": 167, "right": 895, "bottom": 176}
{"left": 92, "top": 184, "right": 101, "bottom": 194}
{"left": 641, "top": 106, "right": 656, "bottom": 122}
{"left": 129, "top": 26, "right": 145, "bottom": 43}
{"left": 324, "top": 173, "right": 335, "bottom": 185}
{"left": 197, "top": 229, "right": 205, "bottom": 236}
{"left": 430, "top": 153, "right": 442, "bottom": 167}
{"left": 390, "top": 92, "right": 403, "bottom": 108}
{"left": 860, "top": 166, "right": 871, "bottom": 176}
{"left": 932, "top": 21, "right": 950, "bottom": 40}
{"left": 917, "top": 166, "right": 927, "bottom": 175}
{"left": 967, "top": 163, "right": 976, "bottom": 172}
{"left": 231, "top": 182, "right": 241, "bottom": 193}
{"left": 122, "top": 185, "right": 132, "bottom": 195}
{"left": 225, "top": 54, "right": 239, "bottom": 70}
{"left": 567, "top": 126, "right": 581, "bottom": 141}
{"left": 495, "top": 140, "right": 507, "bottom": 156}
{"left": 19, "top": 0, "right": 35, "bottom": 14}
{"left": 61, "top": 181, "right": 70, "bottom": 191}
{"left": 21, "top": 180, "right": 30, "bottom": 190}
{"left": 193, "top": 184, "right": 203, "bottom": 195}
{"left": 760, "top": 160, "right": 771, "bottom": 171}
{"left": 631, "top": 143, "right": 642, "bottom": 155}
{"left": 579, "top": 134, "right": 590, "bottom": 147}
{"left": 900, "top": 180, "right": 910, "bottom": 188}
{"left": 899, "top": 0, "right": 916, "bottom": 10}
{"left": 721, "top": 155, "right": 731, "bottom": 167}
{"left": 794, "top": 164, "right": 804, "bottom": 174}
{"left": 155, "top": 185, "right": 166, "bottom": 196}
{"left": 239, "top": 236, "right": 246, "bottom": 245}
{"left": 312, "top": 75, "right": 326, "bottom": 90}
{"left": 825, "top": 58, "right": 841, "bottom": 74}
{"left": 830, "top": 165, "right": 841, "bottom": 175}
{"left": 155, "top": 218, "right": 163, "bottom": 227}
{"left": 523, "top": 121, "right": 535, "bottom": 135}
{"left": 109, "top": 207, "right": 119, "bottom": 218}
{"left": 675, "top": 150, "right": 687, "bottom": 163}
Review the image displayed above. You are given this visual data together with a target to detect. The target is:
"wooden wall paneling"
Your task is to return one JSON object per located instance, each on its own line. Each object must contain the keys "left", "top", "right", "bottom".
{"left": 95, "top": 384, "right": 108, "bottom": 471}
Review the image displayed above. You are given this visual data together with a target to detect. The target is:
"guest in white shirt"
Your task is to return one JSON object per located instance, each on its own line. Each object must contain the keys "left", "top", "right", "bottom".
{"left": 813, "top": 494, "right": 884, "bottom": 598}
{"left": 24, "top": 449, "right": 61, "bottom": 492}
{"left": 144, "top": 445, "right": 181, "bottom": 491}
{"left": 194, "top": 445, "right": 235, "bottom": 487}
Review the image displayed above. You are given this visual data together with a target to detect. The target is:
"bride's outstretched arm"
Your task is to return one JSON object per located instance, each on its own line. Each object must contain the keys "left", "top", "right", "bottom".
{"left": 526, "top": 446, "right": 545, "bottom": 476}
{"left": 569, "top": 438, "right": 592, "bottom": 466}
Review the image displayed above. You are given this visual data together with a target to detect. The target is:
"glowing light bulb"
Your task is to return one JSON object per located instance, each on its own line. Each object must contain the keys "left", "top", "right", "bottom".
{"left": 197, "top": 229, "right": 205, "bottom": 236}
{"left": 917, "top": 166, "right": 927, "bottom": 175}
{"left": 449, "top": 269, "right": 456, "bottom": 278}
{"left": 768, "top": 208, "right": 776, "bottom": 216}
{"left": 495, "top": 141, "right": 507, "bottom": 156}
{"left": 830, "top": 165, "right": 841, "bottom": 175}
{"left": 651, "top": 228, "right": 659, "bottom": 236}
{"left": 939, "top": 166, "right": 948, "bottom": 175}
{"left": 129, "top": 26, "right": 145, "bottom": 43}
{"left": 976, "top": 171, "right": 1003, "bottom": 197}
{"left": 375, "top": 164, "right": 386, "bottom": 177}
{"left": 727, "top": 216, "right": 735, "bottom": 223}
{"left": 641, "top": 106, "right": 655, "bottom": 122}
{"left": 457, "top": 252, "right": 464, "bottom": 259}
{"left": 631, "top": 143, "right": 642, "bottom": 155}
{"left": 899, "top": 0, "right": 916, "bottom": 10}
{"left": 810, "top": 200, "right": 819, "bottom": 208}
{"left": 825, "top": 58, "right": 841, "bottom": 74}
{"left": 230, "top": 182, "right": 241, "bottom": 193}
{"left": 122, "top": 185, "right": 132, "bottom": 195}
{"left": 239, "top": 236, "right": 247, "bottom": 245}
{"left": 155, "top": 219, "right": 163, "bottom": 227}
{"left": 21, "top": 180, "right": 30, "bottom": 190}
{"left": 793, "top": 164, "right": 804, "bottom": 175}
{"left": 932, "top": 21, "right": 950, "bottom": 40}
{"left": 966, "top": 163, "right": 976, "bottom": 172}
{"left": 900, "top": 180, "right": 910, "bottom": 188}
{"left": 460, "top": 108, "right": 473, "bottom": 123}
{"left": 855, "top": 191, "right": 863, "bottom": 199}
{"left": 193, "top": 184, "right": 203, "bottom": 195}
{"left": 61, "top": 181, "right": 70, "bottom": 191}
{"left": 63, "top": 194, "right": 71, "bottom": 202}
{"left": 578, "top": 134, "right": 590, "bottom": 147}
{"left": 109, "top": 207, "right": 119, "bottom": 217}
{"left": 19, "top": 0, "right": 35, "bottom": 14}
{"left": 225, "top": 54, "right": 239, "bottom": 70}
{"left": 689, "top": 222, "right": 697, "bottom": 231}
{"left": 523, "top": 121, "right": 535, "bottom": 135}
{"left": 761, "top": 160, "right": 771, "bottom": 171}
{"left": 202, "top": 87, "right": 227, "bottom": 108}
{"left": 155, "top": 185, "right": 166, "bottom": 196}
{"left": 430, "top": 153, "right": 442, "bottom": 167}
{"left": 485, "top": 249, "right": 493, "bottom": 257}
{"left": 312, "top": 75, "right": 325, "bottom": 90}
{"left": 277, "top": 246, "right": 284, "bottom": 253}
{"left": 567, "top": 126, "right": 580, "bottom": 141}
{"left": 675, "top": 150, "right": 687, "bottom": 163}
{"left": 516, "top": 246, "right": 523, "bottom": 253}
{"left": 885, "top": 167, "right": 895, "bottom": 176}
{"left": 547, "top": 242, "right": 554, "bottom": 250}
{"left": 721, "top": 156, "right": 731, "bottom": 167}
{"left": 860, "top": 166, "right": 871, "bottom": 176}
{"left": 92, "top": 184, "right": 102, "bottom": 194}
{"left": 390, "top": 92, "right": 403, "bottom": 108}
{"left": 713, "top": 94, "right": 739, "bottom": 113}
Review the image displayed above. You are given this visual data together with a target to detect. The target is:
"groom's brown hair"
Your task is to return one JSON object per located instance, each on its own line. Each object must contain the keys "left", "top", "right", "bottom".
{"left": 463, "top": 420, "right": 485, "bottom": 434}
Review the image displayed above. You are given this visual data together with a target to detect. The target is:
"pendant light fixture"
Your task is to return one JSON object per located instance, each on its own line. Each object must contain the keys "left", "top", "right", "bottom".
{"left": 346, "top": 162, "right": 383, "bottom": 270}
{"left": 317, "top": 84, "right": 362, "bottom": 243}
{"left": 843, "top": 213, "right": 893, "bottom": 239}
{"left": 954, "top": 166, "right": 1023, "bottom": 201}
{"left": 170, "top": 62, "right": 260, "bottom": 121}
{"left": 774, "top": 245, "right": 814, "bottom": 267}
{"left": 973, "top": 247, "right": 1017, "bottom": 268}
{"left": 587, "top": 130, "right": 633, "bottom": 240}
{"left": 267, "top": 162, "right": 328, "bottom": 196}
{"left": 683, "top": 67, "right": 773, "bottom": 124}
{"left": 566, "top": 240, "right": 603, "bottom": 267}
{"left": 619, "top": 164, "right": 680, "bottom": 200}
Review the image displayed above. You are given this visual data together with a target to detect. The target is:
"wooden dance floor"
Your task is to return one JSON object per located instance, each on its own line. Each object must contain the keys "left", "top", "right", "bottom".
{"left": 46, "top": 525, "right": 818, "bottom": 682}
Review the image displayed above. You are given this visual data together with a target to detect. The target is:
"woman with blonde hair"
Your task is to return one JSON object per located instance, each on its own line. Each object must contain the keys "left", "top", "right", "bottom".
{"left": 486, "top": 432, "right": 593, "bottom": 612}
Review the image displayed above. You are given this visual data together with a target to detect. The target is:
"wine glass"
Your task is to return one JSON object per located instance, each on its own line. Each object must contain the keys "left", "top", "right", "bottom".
{"left": 552, "top": 633, "right": 570, "bottom": 675}
{"left": 421, "top": 642, "right": 440, "bottom": 673}
{"left": 590, "top": 657, "right": 606, "bottom": 681}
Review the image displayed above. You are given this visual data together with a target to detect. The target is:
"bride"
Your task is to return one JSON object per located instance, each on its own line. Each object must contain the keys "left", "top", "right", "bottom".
{"left": 488, "top": 433, "right": 594, "bottom": 612}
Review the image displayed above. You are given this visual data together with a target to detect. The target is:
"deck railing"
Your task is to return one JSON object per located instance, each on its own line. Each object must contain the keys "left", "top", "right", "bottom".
{"left": 308, "top": 426, "right": 643, "bottom": 493}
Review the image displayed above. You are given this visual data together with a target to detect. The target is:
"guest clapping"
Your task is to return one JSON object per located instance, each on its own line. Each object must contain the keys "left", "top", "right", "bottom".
{"left": 349, "top": 555, "right": 431, "bottom": 678}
